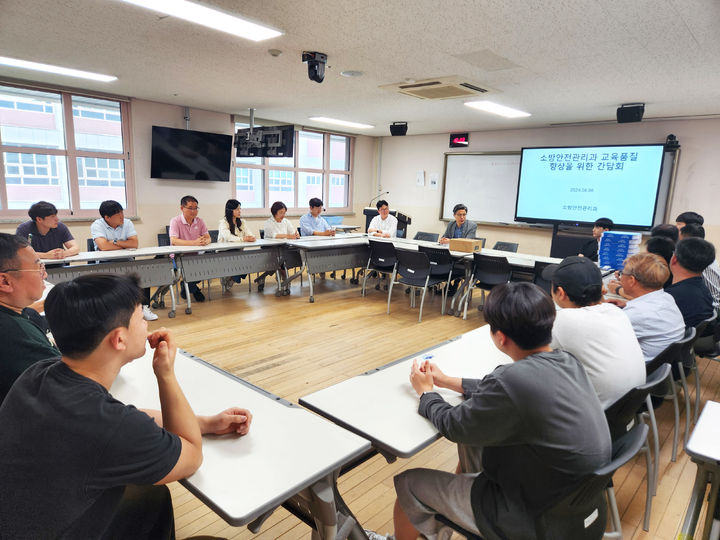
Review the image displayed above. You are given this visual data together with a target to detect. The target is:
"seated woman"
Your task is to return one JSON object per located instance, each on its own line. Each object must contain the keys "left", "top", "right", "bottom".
{"left": 263, "top": 201, "right": 300, "bottom": 239}
{"left": 606, "top": 252, "right": 685, "bottom": 362}
{"left": 218, "top": 199, "right": 255, "bottom": 289}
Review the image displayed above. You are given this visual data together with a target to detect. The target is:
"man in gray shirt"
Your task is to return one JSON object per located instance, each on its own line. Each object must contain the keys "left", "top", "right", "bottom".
{"left": 366, "top": 282, "right": 611, "bottom": 540}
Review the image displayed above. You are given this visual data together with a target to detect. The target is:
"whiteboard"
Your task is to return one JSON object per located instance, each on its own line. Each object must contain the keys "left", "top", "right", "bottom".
{"left": 441, "top": 152, "right": 521, "bottom": 224}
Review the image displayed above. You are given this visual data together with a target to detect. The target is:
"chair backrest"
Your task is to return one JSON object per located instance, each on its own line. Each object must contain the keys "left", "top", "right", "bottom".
{"left": 678, "top": 326, "right": 698, "bottom": 369}
{"left": 695, "top": 311, "right": 717, "bottom": 339}
{"left": 396, "top": 250, "right": 431, "bottom": 282}
{"left": 259, "top": 229, "right": 265, "bottom": 239}
{"left": 86, "top": 238, "right": 96, "bottom": 252}
{"left": 533, "top": 261, "right": 553, "bottom": 295}
{"left": 208, "top": 229, "right": 219, "bottom": 243}
{"left": 643, "top": 363, "right": 673, "bottom": 397}
{"left": 396, "top": 229, "right": 405, "bottom": 238}
{"left": 414, "top": 231, "right": 439, "bottom": 242}
{"left": 368, "top": 239, "right": 398, "bottom": 268}
{"left": 471, "top": 253, "right": 512, "bottom": 286}
{"left": 474, "top": 237, "right": 487, "bottom": 248}
{"left": 535, "top": 423, "right": 648, "bottom": 540}
{"left": 493, "top": 241, "right": 519, "bottom": 253}
{"left": 157, "top": 233, "right": 170, "bottom": 247}
{"left": 419, "top": 246, "right": 453, "bottom": 276}
{"left": 283, "top": 248, "right": 303, "bottom": 269}
{"left": 604, "top": 376, "right": 657, "bottom": 441}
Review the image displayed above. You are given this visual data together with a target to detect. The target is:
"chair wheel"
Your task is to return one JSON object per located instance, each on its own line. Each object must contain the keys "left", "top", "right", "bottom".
{"left": 275, "top": 290, "right": 282, "bottom": 297}
{"left": 151, "top": 302, "right": 160, "bottom": 309}
{"left": 375, "top": 284, "right": 381, "bottom": 290}
{"left": 447, "top": 309, "right": 454, "bottom": 316}
{"left": 185, "top": 308, "right": 192, "bottom": 314}
{"left": 309, "top": 296, "right": 315, "bottom": 303}
{"left": 168, "top": 311, "right": 176, "bottom": 318}
{"left": 283, "top": 289, "right": 290, "bottom": 296}
{"left": 258, "top": 284, "right": 265, "bottom": 292}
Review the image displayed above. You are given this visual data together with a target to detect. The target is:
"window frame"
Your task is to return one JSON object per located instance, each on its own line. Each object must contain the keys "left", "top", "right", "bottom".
{"left": 0, "top": 81, "right": 136, "bottom": 219}
{"left": 233, "top": 127, "right": 354, "bottom": 216}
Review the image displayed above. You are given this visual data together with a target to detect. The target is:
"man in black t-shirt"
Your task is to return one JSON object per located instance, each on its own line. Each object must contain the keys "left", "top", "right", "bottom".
{"left": 0, "top": 274, "right": 252, "bottom": 539}
{"left": 579, "top": 217, "right": 613, "bottom": 262}
{"left": 665, "top": 238, "right": 715, "bottom": 328}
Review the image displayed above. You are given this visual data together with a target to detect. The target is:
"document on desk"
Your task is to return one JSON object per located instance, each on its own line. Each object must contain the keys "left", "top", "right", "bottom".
{"left": 300, "top": 325, "right": 511, "bottom": 458}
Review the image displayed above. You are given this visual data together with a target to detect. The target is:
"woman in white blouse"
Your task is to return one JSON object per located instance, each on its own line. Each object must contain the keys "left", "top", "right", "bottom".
{"left": 263, "top": 201, "right": 300, "bottom": 239}
{"left": 218, "top": 199, "right": 255, "bottom": 288}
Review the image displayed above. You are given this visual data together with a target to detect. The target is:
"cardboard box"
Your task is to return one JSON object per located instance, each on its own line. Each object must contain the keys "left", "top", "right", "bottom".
{"left": 449, "top": 238, "right": 483, "bottom": 253}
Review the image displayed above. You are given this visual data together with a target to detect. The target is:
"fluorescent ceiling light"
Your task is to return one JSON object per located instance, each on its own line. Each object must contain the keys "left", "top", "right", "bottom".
{"left": 464, "top": 100, "right": 531, "bottom": 118}
{"left": 309, "top": 117, "right": 374, "bottom": 129}
{"left": 0, "top": 56, "right": 117, "bottom": 82}
{"left": 121, "top": 0, "right": 282, "bottom": 41}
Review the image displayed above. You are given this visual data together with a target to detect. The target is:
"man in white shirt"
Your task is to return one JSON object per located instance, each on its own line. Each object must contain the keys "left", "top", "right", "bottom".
{"left": 91, "top": 200, "right": 158, "bottom": 321}
{"left": 606, "top": 252, "right": 685, "bottom": 362}
{"left": 542, "top": 256, "right": 645, "bottom": 408}
{"left": 367, "top": 200, "right": 398, "bottom": 238}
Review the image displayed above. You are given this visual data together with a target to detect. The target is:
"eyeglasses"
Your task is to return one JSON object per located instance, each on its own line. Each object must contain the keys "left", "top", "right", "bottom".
{"left": 183, "top": 205, "right": 199, "bottom": 211}
{"left": 1, "top": 262, "right": 46, "bottom": 275}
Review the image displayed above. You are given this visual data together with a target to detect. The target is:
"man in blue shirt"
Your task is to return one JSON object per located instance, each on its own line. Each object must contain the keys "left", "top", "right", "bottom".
{"left": 299, "top": 198, "right": 336, "bottom": 237}
{"left": 91, "top": 200, "right": 158, "bottom": 321}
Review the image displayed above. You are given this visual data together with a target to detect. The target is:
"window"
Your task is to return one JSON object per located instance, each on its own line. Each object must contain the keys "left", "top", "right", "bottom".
{"left": 233, "top": 125, "right": 353, "bottom": 214}
{"left": 0, "top": 83, "right": 134, "bottom": 217}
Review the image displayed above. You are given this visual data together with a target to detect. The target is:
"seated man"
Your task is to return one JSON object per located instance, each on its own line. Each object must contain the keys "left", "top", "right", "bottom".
{"left": 0, "top": 274, "right": 251, "bottom": 539}
{"left": 543, "top": 256, "right": 645, "bottom": 408}
{"left": 678, "top": 224, "right": 720, "bottom": 309}
{"left": 15, "top": 200, "right": 79, "bottom": 259}
{"left": 439, "top": 203, "right": 477, "bottom": 244}
{"left": 675, "top": 210, "right": 704, "bottom": 230}
{"left": 367, "top": 199, "right": 398, "bottom": 238}
{"left": 299, "top": 197, "right": 336, "bottom": 236}
{"left": 606, "top": 253, "right": 685, "bottom": 362}
{"left": 169, "top": 195, "right": 211, "bottom": 302}
{"left": 651, "top": 223, "right": 679, "bottom": 243}
{"left": 365, "top": 282, "right": 611, "bottom": 540}
{"left": 666, "top": 237, "right": 715, "bottom": 327}
{"left": 0, "top": 233, "right": 58, "bottom": 403}
{"left": 92, "top": 199, "right": 158, "bottom": 320}
{"left": 579, "top": 217, "right": 613, "bottom": 261}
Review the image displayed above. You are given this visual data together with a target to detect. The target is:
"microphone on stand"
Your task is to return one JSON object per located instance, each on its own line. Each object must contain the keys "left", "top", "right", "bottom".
{"left": 369, "top": 191, "right": 389, "bottom": 207}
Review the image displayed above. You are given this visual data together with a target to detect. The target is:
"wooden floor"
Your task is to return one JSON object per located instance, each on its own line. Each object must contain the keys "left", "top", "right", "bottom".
{"left": 145, "top": 273, "right": 720, "bottom": 539}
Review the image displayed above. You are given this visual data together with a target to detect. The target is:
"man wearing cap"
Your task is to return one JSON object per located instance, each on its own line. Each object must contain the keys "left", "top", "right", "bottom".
{"left": 542, "top": 256, "right": 645, "bottom": 408}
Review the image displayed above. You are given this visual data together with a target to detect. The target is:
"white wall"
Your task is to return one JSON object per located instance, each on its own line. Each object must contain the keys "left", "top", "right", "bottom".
{"left": 378, "top": 118, "right": 720, "bottom": 254}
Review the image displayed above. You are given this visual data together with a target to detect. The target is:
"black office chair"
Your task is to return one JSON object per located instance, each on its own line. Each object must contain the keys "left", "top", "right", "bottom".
{"left": 533, "top": 260, "right": 553, "bottom": 295}
{"left": 437, "top": 424, "right": 649, "bottom": 540}
{"left": 208, "top": 229, "right": 219, "bottom": 243}
{"left": 458, "top": 253, "right": 511, "bottom": 319}
{"left": 387, "top": 250, "right": 446, "bottom": 322}
{"left": 604, "top": 372, "right": 664, "bottom": 531}
{"left": 414, "top": 231, "right": 439, "bottom": 242}
{"left": 686, "top": 312, "right": 718, "bottom": 423}
{"left": 157, "top": 233, "right": 170, "bottom": 247}
{"left": 694, "top": 311, "right": 719, "bottom": 357}
{"left": 492, "top": 241, "right": 519, "bottom": 253}
{"left": 259, "top": 229, "right": 265, "bottom": 239}
{"left": 418, "top": 246, "right": 456, "bottom": 315}
{"left": 668, "top": 326, "right": 698, "bottom": 447}
{"left": 362, "top": 240, "right": 398, "bottom": 296}
{"left": 473, "top": 237, "right": 487, "bottom": 248}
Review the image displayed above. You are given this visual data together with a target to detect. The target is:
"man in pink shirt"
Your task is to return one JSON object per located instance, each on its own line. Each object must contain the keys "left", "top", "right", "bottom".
{"left": 169, "top": 195, "right": 211, "bottom": 302}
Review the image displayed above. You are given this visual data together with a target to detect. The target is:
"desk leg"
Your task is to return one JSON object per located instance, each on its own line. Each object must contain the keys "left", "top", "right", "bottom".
{"left": 679, "top": 463, "right": 710, "bottom": 540}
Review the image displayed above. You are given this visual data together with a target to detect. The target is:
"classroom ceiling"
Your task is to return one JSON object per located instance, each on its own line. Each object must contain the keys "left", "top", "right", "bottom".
{"left": 1, "top": 0, "right": 720, "bottom": 136}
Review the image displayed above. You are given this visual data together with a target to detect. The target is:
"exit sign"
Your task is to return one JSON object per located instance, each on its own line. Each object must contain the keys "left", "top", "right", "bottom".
{"left": 449, "top": 132, "right": 469, "bottom": 148}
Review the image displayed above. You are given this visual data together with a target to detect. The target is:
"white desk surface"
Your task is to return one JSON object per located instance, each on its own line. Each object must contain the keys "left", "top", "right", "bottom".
{"left": 464, "top": 248, "right": 562, "bottom": 267}
{"left": 41, "top": 239, "right": 285, "bottom": 264}
{"left": 299, "top": 325, "right": 512, "bottom": 458}
{"left": 110, "top": 349, "right": 371, "bottom": 526}
{"left": 288, "top": 235, "right": 369, "bottom": 249}
{"left": 686, "top": 400, "right": 720, "bottom": 464}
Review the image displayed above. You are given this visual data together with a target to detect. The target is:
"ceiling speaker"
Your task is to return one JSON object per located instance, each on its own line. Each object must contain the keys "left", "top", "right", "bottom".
{"left": 390, "top": 122, "right": 408, "bottom": 136}
{"left": 617, "top": 104, "right": 645, "bottom": 123}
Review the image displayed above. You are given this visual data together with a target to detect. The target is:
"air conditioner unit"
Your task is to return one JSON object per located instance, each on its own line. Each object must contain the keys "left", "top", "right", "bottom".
{"left": 380, "top": 76, "right": 493, "bottom": 100}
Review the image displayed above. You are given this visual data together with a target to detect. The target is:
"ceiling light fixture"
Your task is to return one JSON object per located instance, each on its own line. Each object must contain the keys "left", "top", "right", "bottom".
{"left": 0, "top": 56, "right": 117, "bottom": 82}
{"left": 121, "top": 0, "right": 282, "bottom": 41}
{"left": 309, "top": 117, "right": 374, "bottom": 129}
{"left": 340, "top": 70, "right": 363, "bottom": 78}
{"left": 464, "top": 100, "right": 531, "bottom": 118}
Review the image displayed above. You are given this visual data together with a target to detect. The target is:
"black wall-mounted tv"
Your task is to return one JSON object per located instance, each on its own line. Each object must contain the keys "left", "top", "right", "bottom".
{"left": 151, "top": 126, "right": 233, "bottom": 182}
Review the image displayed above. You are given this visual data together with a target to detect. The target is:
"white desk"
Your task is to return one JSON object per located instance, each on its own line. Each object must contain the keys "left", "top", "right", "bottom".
{"left": 679, "top": 400, "right": 720, "bottom": 540}
{"left": 299, "top": 325, "right": 511, "bottom": 459}
{"left": 110, "top": 348, "right": 371, "bottom": 536}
